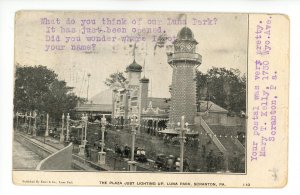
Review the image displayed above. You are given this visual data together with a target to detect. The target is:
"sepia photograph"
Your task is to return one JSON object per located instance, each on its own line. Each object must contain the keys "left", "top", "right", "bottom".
{"left": 13, "top": 11, "right": 247, "bottom": 174}
{"left": 11, "top": 10, "right": 289, "bottom": 188}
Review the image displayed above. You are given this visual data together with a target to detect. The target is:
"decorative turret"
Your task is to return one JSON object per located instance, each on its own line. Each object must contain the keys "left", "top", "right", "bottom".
{"left": 126, "top": 59, "right": 142, "bottom": 86}
{"left": 126, "top": 59, "right": 143, "bottom": 73}
{"left": 168, "top": 27, "right": 202, "bottom": 66}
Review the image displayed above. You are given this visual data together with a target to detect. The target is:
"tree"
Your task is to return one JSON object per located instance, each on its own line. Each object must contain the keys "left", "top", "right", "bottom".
{"left": 104, "top": 72, "right": 127, "bottom": 88}
{"left": 196, "top": 67, "right": 246, "bottom": 113}
{"left": 14, "top": 65, "right": 85, "bottom": 121}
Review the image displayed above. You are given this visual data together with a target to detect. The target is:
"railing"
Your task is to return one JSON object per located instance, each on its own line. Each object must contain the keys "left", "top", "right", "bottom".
{"left": 168, "top": 52, "right": 202, "bottom": 64}
{"left": 199, "top": 117, "right": 227, "bottom": 153}
{"left": 14, "top": 132, "right": 56, "bottom": 159}
{"left": 233, "top": 138, "right": 245, "bottom": 153}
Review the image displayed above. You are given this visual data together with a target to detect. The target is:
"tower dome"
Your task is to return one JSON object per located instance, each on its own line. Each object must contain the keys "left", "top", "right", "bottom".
{"left": 172, "top": 27, "right": 199, "bottom": 54}
{"left": 126, "top": 59, "right": 142, "bottom": 72}
{"left": 176, "top": 27, "right": 197, "bottom": 42}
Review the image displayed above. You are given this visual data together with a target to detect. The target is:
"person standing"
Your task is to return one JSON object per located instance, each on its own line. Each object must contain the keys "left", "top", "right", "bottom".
{"left": 175, "top": 158, "right": 180, "bottom": 171}
{"left": 140, "top": 148, "right": 146, "bottom": 162}
{"left": 167, "top": 155, "right": 174, "bottom": 171}
{"left": 136, "top": 148, "right": 141, "bottom": 161}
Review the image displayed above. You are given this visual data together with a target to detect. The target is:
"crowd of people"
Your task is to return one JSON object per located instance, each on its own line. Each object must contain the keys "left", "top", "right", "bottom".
{"left": 162, "top": 134, "right": 199, "bottom": 147}
{"left": 114, "top": 144, "right": 147, "bottom": 163}
{"left": 66, "top": 125, "right": 243, "bottom": 173}
{"left": 155, "top": 154, "right": 190, "bottom": 172}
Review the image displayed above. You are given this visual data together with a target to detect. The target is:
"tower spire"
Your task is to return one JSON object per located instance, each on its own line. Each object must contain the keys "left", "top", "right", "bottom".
{"left": 143, "top": 42, "right": 147, "bottom": 77}
{"left": 133, "top": 42, "right": 137, "bottom": 61}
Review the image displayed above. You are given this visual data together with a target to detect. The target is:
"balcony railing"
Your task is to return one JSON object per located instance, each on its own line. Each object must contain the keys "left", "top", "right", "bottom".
{"left": 167, "top": 52, "right": 202, "bottom": 65}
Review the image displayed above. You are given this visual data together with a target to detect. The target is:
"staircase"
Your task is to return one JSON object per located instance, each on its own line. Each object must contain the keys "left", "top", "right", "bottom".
{"left": 198, "top": 117, "right": 245, "bottom": 156}
{"left": 198, "top": 117, "right": 227, "bottom": 154}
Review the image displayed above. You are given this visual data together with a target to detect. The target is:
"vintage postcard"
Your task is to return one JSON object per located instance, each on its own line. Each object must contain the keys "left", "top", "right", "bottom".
{"left": 12, "top": 11, "right": 289, "bottom": 188}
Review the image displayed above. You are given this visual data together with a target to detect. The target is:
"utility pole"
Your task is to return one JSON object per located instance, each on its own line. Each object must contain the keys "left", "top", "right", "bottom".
{"left": 84, "top": 114, "right": 88, "bottom": 146}
{"left": 87, "top": 73, "right": 91, "bottom": 102}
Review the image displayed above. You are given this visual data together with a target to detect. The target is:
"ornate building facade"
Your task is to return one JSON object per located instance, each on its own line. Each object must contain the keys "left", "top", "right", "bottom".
{"left": 112, "top": 60, "right": 143, "bottom": 125}
{"left": 111, "top": 58, "right": 170, "bottom": 132}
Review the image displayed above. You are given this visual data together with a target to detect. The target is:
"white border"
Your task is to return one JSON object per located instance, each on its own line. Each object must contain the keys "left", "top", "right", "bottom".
{"left": 1, "top": 0, "right": 299, "bottom": 194}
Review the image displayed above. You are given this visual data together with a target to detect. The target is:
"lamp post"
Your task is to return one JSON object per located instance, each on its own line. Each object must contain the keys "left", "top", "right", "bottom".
{"left": 66, "top": 113, "right": 70, "bottom": 142}
{"left": 33, "top": 111, "right": 37, "bottom": 136}
{"left": 45, "top": 113, "right": 49, "bottom": 137}
{"left": 176, "top": 115, "right": 188, "bottom": 172}
{"left": 78, "top": 114, "right": 86, "bottom": 156}
{"left": 224, "top": 152, "right": 230, "bottom": 173}
{"left": 84, "top": 114, "right": 88, "bottom": 146}
{"left": 128, "top": 115, "right": 138, "bottom": 171}
{"left": 25, "top": 112, "right": 28, "bottom": 133}
{"left": 60, "top": 113, "right": 65, "bottom": 143}
{"left": 80, "top": 114, "right": 84, "bottom": 144}
{"left": 28, "top": 112, "right": 32, "bottom": 135}
{"left": 98, "top": 115, "right": 107, "bottom": 165}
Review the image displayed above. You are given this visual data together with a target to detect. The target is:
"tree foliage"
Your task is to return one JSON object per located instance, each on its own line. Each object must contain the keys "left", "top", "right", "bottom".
{"left": 104, "top": 72, "right": 127, "bottom": 89}
{"left": 196, "top": 67, "right": 246, "bottom": 112}
{"left": 14, "top": 65, "right": 85, "bottom": 121}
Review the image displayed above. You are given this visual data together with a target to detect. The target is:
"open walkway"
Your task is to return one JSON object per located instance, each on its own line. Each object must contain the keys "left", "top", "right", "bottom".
{"left": 13, "top": 140, "right": 43, "bottom": 170}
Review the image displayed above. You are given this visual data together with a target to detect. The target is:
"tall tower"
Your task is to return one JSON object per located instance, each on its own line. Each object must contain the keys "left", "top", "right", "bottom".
{"left": 125, "top": 60, "right": 142, "bottom": 121}
{"left": 167, "top": 27, "right": 202, "bottom": 127}
{"left": 139, "top": 76, "right": 149, "bottom": 111}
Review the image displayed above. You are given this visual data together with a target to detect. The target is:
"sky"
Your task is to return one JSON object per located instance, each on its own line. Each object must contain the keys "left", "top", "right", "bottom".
{"left": 15, "top": 11, "right": 248, "bottom": 99}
